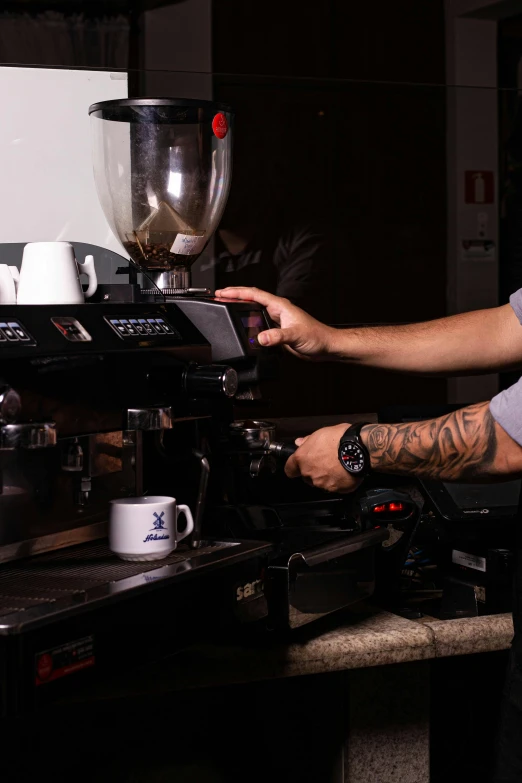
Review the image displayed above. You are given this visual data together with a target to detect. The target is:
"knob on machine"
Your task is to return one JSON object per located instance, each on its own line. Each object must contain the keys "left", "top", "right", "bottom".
{"left": 184, "top": 365, "right": 238, "bottom": 399}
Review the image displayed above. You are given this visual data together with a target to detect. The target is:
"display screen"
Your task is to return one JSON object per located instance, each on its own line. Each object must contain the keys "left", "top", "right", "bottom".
{"left": 442, "top": 480, "right": 521, "bottom": 510}
{"left": 241, "top": 313, "right": 266, "bottom": 344}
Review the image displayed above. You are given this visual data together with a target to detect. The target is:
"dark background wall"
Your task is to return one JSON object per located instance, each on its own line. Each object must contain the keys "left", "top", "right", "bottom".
{"left": 213, "top": 0, "right": 447, "bottom": 326}
{"left": 212, "top": 0, "right": 448, "bottom": 414}
{"left": 499, "top": 14, "right": 522, "bottom": 303}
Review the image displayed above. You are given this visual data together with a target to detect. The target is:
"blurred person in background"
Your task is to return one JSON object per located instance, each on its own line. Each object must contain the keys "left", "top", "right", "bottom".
{"left": 202, "top": 134, "right": 332, "bottom": 322}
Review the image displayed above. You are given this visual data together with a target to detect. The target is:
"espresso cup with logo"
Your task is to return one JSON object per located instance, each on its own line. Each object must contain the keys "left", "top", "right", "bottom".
{"left": 109, "top": 496, "right": 194, "bottom": 562}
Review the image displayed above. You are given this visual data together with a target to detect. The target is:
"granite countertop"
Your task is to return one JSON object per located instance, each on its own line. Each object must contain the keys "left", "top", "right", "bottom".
{"left": 164, "top": 607, "right": 514, "bottom": 690}
{"left": 77, "top": 606, "right": 514, "bottom": 703}
{"left": 422, "top": 612, "right": 513, "bottom": 659}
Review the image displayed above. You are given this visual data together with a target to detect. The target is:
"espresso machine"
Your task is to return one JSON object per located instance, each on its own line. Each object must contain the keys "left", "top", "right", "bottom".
{"left": 86, "top": 97, "right": 416, "bottom": 629}
{"left": 0, "top": 98, "right": 415, "bottom": 720}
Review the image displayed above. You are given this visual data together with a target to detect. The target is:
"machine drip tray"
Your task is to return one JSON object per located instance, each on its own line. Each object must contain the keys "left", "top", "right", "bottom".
{"left": 0, "top": 538, "right": 270, "bottom": 634}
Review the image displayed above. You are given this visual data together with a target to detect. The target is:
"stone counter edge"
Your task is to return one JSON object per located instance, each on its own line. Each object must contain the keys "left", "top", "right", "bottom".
{"left": 424, "top": 613, "right": 513, "bottom": 659}
{"left": 65, "top": 611, "right": 514, "bottom": 704}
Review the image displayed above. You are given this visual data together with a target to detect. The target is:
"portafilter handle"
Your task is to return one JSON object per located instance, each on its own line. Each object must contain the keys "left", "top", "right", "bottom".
{"left": 268, "top": 439, "right": 298, "bottom": 464}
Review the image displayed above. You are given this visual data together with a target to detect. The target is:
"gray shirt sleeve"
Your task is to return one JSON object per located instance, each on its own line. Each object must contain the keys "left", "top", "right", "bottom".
{"left": 489, "top": 288, "right": 522, "bottom": 446}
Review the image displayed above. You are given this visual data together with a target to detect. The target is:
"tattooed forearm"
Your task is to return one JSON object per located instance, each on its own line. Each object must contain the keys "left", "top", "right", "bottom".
{"left": 361, "top": 402, "right": 498, "bottom": 481}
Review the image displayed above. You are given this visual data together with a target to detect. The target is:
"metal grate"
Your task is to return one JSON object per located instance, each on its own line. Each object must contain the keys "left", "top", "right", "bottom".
{"left": 0, "top": 540, "right": 228, "bottom": 619}
{"left": 0, "top": 596, "right": 56, "bottom": 615}
{"left": 141, "top": 288, "right": 191, "bottom": 297}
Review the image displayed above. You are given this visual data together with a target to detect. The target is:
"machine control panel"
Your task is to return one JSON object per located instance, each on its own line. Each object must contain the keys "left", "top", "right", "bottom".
{"left": 0, "top": 320, "right": 34, "bottom": 345}
{"left": 51, "top": 317, "right": 92, "bottom": 342}
{"left": 0, "top": 303, "right": 210, "bottom": 360}
{"left": 174, "top": 299, "right": 271, "bottom": 363}
{"left": 105, "top": 315, "right": 180, "bottom": 340}
{"left": 240, "top": 311, "right": 267, "bottom": 349}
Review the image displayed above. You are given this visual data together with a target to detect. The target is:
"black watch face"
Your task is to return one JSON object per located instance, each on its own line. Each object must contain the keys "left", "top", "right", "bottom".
{"left": 339, "top": 441, "right": 366, "bottom": 474}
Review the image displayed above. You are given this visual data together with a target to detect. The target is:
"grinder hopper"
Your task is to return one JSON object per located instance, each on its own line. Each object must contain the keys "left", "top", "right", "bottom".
{"left": 88, "top": 98, "right": 233, "bottom": 293}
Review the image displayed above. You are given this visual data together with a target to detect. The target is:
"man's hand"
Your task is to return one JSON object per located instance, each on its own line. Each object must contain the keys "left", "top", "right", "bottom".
{"left": 214, "top": 286, "right": 337, "bottom": 360}
{"left": 284, "top": 404, "right": 522, "bottom": 494}
{"left": 218, "top": 288, "right": 522, "bottom": 376}
{"left": 285, "top": 423, "right": 363, "bottom": 493}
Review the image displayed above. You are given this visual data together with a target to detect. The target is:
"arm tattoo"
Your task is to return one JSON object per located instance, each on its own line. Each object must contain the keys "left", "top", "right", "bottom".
{"left": 362, "top": 402, "right": 497, "bottom": 481}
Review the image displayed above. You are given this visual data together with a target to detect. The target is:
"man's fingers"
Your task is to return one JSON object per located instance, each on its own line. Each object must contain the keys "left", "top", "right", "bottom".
{"left": 295, "top": 436, "right": 308, "bottom": 447}
{"left": 284, "top": 453, "right": 301, "bottom": 479}
{"left": 258, "top": 327, "right": 297, "bottom": 347}
{"left": 215, "top": 286, "right": 280, "bottom": 309}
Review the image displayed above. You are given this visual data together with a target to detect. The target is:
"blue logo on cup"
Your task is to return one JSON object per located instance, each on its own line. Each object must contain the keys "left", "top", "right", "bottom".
{"left": 143, "top": 509, "right": 170, "bottom": 543}
{"left": 151, "top": 511, "right": 166, "bottom": 531}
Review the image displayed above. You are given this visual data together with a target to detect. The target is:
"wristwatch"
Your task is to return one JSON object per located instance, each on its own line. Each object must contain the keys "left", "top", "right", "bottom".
{"left": 338, "top": 423, "right": 371, "bottom": 477}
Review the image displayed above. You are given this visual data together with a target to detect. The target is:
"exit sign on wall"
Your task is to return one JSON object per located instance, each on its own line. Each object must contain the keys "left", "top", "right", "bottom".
{"left": 464, "top": 171, "right": 494, "bottom": 204}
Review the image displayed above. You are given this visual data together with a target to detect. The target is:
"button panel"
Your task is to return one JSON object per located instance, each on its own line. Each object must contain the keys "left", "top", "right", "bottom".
{"left": 138, "top": 319, "right": 155, "bottom": 336}
{"left": 105, "top": 315, "right": 180, "bottom": 340}
{"left": 0, "top": 320, "right": 35, "bottom": 345}
{"left": 51, "top": 317, "right": 92, "bottom": 342}
{"left": 155, "top": 318, "right": 174, "bottom": 335}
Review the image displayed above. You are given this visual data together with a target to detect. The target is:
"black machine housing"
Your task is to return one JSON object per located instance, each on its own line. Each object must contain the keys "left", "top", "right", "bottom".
{"left": 379, "top": 405, "right": 518, "bottom": 617}
{"left": 0, "top": 299, "right": 416, "bottom": 719}
{"left": 0, "top": 298, "right": 272, "bottom": 718}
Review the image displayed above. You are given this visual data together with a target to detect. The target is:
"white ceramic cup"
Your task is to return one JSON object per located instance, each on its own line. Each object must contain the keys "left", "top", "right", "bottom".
{"left": 109, "top": 496, "right": 195, "bottom": 562}
{"left": 17, "top": 241, "right": 97, "bottom": 304}
{"left": 0, "top": 265, "right": 19, "bottom": 304}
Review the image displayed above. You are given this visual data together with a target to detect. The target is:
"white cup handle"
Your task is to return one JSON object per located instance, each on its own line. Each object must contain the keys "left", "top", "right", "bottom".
{"left": 78, "top": 254, "right": 98, "bottom": 299}
{"left": 8, "top": 267, "right": 20, "bottom": 290}
{"left": 176, "top": 504, "right": 194, "bottom": 542}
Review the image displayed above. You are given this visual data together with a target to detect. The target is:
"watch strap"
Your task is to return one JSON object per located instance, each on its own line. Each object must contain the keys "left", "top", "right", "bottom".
{"left": 340, "top": 422, "right": 370, "bottom": 444}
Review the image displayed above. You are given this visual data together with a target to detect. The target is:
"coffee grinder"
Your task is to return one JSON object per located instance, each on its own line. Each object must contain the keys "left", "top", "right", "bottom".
{"left": 89, "top": 97, "right": 233, "bottom": 298}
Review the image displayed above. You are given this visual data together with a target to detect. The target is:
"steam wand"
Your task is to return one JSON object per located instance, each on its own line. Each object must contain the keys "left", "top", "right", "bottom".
{"left": 191, "top": 449, "right": 210, "bottom": 549}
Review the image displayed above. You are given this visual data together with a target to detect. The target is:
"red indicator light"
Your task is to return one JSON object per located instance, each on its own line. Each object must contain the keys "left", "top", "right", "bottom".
{"left": 372, "top": 501, "right": 406, "bottom": 514}
{"left": 388, "top": 502, "right": 405, "bottom": 512}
